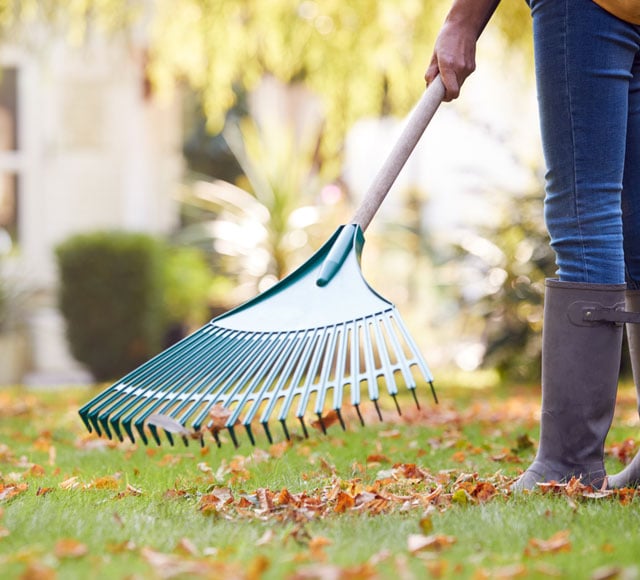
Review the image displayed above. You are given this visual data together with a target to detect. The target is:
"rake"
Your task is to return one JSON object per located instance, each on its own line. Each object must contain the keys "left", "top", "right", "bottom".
{"left": 78, "top": 77, "right": 446, "bottom": 448}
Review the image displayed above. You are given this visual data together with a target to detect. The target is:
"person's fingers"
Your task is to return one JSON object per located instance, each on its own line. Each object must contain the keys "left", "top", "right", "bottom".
{"left": 424, "top": 55, "right": 439, "bottom": 85}
{"left": 440, "top": 68, "right": 461, "bottom": 101}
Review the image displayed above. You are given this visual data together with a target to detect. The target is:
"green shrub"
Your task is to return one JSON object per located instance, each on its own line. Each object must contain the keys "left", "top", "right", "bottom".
{"left": 163, "top": 246, "right": 213, "bottom": 328}
{"left": 56, "top": 231, "right": 166, "bottom": 382}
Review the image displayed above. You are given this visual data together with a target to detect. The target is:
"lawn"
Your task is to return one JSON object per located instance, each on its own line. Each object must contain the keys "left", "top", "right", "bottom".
{"left": 1, "top": 380, "right": 640, "bottom": 579}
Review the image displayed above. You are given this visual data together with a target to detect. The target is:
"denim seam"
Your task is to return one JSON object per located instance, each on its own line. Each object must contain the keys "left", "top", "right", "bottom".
{"left": 563, "top": 0, "right": 589, "bottom": 283}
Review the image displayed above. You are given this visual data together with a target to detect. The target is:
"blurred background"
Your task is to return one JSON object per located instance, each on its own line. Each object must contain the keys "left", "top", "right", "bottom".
{"left": 0, "top": 0, "right": 553, "bottom": 389}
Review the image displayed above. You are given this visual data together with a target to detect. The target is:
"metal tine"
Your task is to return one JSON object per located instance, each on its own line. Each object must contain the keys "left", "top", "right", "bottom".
{"left": 370, "top": 313, "right": 400, "bottom": 413}
{"left": 262, "top": 421, "right": 273, "bottom": 444}
{"left": 225, "top": 330, "right": 296, "bottom": 431}
{"left": 109, "top": 327, "right": 231, "bottom": 442}
{"left": 93, "top": 326, "right": 218, "bottom": 441}
{"left": 236, "top": 331, "right": 305, "bottom": 433}
{"left": 380, "top": 311, "right": 419, "bottom": 403}
{"left": 349, "top": 319, "right": 365, "bottom": 425}
{"left": 258, "top": 329, "right": 312, "bottom": 426}
{"left": 78, "top": 326, "right": 210, "bottom": 431}
{"left": 391, "top": 312, "right": 437, "bottom": 403}
{"left": 280, "top": 419, "right": 290, "bottom": 440}
{"left": 312, "top": 325, "right": 340, "bottom": 419}
{"left": 125, "top": 325, "right": 250, "bottom": 440}
{"left": 148, "top": 326, "right": 269, "bottom": 437}
{"left": 186, "top": 328, "right": 282, "bottom": 431}
{"left": 331, "top": 323, "right": 349, "bottom": 423}
{"left": 295, "top": 327, "right": 331, "bottom": 424}
{"left": 361, "top": 315, "right": 382, "bottom": 415}
{"left": 193, "top": 329, "right": 290, "bottom": 433}
{"left": 276, "top": 328, "right": 322, "bottom": 425}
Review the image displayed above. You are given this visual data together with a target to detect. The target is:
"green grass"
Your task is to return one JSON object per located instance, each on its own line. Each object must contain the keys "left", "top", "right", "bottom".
{"left": 1, "top": 383, "right": 640, "bottom": 579}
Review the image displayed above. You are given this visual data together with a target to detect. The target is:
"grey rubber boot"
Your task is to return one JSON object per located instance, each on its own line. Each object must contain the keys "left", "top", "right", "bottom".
{"left": 607, "top": 289, "right": 640, "bottom": 489}
{"left": 512, "top": 279, "right": 625, "bottom": 491}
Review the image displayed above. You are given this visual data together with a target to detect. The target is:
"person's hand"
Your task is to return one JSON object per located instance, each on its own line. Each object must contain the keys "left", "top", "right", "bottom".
{"left": 425, "top": 21, "right": 478, "bottom": 101}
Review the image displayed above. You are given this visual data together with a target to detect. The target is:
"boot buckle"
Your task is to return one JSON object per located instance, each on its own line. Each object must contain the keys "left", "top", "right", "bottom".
{"left": 568, "top": 301, "right": 640, "bottom": 326}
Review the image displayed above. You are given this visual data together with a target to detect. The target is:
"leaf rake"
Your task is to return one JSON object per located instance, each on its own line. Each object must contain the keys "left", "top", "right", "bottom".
{"left": 79, "top": 77, "right": 446, "bottom": 448}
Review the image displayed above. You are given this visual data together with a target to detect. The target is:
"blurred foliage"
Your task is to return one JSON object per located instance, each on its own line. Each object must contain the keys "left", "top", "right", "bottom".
{"left": 163, "top": 246, "right": 214, "bottom": 328}
{"left": 56, "top": 231, "right": 166, "bottom": 381}
{"left": 56, "top": 231, "right": 216, "bottom": 381}
{"left": 441, "top": 191, "right": 556, "bottom": 381}
{"left": 176, "top": 86, "right": 349, "bottom": 302}
{"left": 0, "top": 0, "right": 532, "bottom": 173}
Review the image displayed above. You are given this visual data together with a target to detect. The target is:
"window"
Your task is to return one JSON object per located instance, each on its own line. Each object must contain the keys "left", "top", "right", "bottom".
{"left": 0, "top": 67, "right": 20, "bottom": 248}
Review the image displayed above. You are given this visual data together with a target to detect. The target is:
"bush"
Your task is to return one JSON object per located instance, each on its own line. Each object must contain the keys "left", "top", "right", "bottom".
{"left": 56, "top": 232, "right": 166, "bottom": 382}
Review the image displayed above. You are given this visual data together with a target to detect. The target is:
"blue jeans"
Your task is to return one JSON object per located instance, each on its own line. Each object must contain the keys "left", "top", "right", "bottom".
{"left": 530, "top": 0, "right": 640, "bottom": 286}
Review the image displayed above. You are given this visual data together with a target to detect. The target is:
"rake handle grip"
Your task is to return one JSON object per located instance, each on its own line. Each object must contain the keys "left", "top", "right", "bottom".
{"left": 351, "top": 76, "right": 445, "bottom": 232}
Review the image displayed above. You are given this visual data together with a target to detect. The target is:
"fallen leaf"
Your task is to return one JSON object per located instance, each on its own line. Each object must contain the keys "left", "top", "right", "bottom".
{"left": 333, "top": 491, "right": 355, "bottom": 513}
{"left": 526, "top": 530, "right": 571, "bottom": 555}
{"left": 55, "top": 538, "right": 88, "bottom": 558}
{"left": 407, "top": 534, "right": 456, "bottom": 554}
{"left": 18, "top": 562, "right": 56, "bottom": 580}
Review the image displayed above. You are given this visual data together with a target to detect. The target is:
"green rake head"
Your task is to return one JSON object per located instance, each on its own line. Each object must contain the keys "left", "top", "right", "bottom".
{"left": 78, "top": 225, "right": 437, "bottom": 448}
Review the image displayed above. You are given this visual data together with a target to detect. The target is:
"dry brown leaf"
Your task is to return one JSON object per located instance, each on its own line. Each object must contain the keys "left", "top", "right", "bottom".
{"left": 36, "top": 487, "right": 53, "bottom": 497}
{"left": 407, "top": 533, "right": 456, "bottom": 554}
{"left": 311, "top": 410, "right": 341, "bottom": 431}
{"left": 0, "top": 482, "right": 28, "bottom": 501}
{"left": 333, "top": 491, "right": 355, "bottom": 514}
{"left": 208, "top": 404, "right": 239, "bottom": 433}
{"left": 58, "top": 477, "right": 81, "bottom": 491}
{"left": 366, "top": 454, "right": 391, "bottom": 464}
{"left": 308, "top": 536, "right": 332, "bottom": 559}
{"left": 55, "top": 538, "right": 88, "bottom": 558}
{"left": 526, "top": 530, "right": 571, "bottom": 555}
{"left": 88, "top": 475, "right": 120, "bottom": 490}
{"left": 591, "top": 565, "right": 625, "bottom": 580}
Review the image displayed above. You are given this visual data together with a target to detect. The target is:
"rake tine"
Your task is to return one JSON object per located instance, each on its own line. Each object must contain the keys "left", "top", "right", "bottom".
{"left": 411, "top": 387, "right": 421, "bottom": 410}
{"left": 280, "top": 419, "right": 290, "bottom": 441}
{"left": 392, "top": 394, "right": 402, "bottom": 416}
{"left": 429, "top": 381, "right": 438, "bottom": 405}
{"left": 147, "top": 423, "right": 163, "bottom": 446}
{"left": 259, "top": 330, "right": 311, "bottom": 425}
{"left": 350, "top": 320, "right": 362, "bottom": 409}
{"left": 102, "top": 326, "right": 223, "bottom": 442}
{"left": 212, "top": 429, "right": 222, "bottom": 448}
{"left": 355, "top": 404, "right": 365, "bottom": 426}
{"left": 299, "top": 416, "right": 309, "bottom": 439}
{"left": 373, "top": 399, "right": 383, "bottom": 421}
{"left": 229, "top": 330, "right": 297, "bottom": 428}
{"left": 316, "top": 413, "right": 327, "bottom": 435}
{"left": 228, "top": 426, "right": 239, "bottom": 448}
{"left": 312, "top": 327, "right": 339, "bottom": 418}
{"left": 295, "top": 328, "right": 331, "bottom": 419}
{"left": 336, "top": 408, "right": 346, "bottom": 431}
{"left": 133, "top": 326, "right": 255, "bottom": 435}
{"left": 371, "top": 314, "right": 399, "bottom": 400}
{"left": 120, "top": 326, "right": 238, "bottom": 436}
{"left": 362, "top": 317, "right": 381, "bottom": 404}
{"left": 245, "top": 424, "right": 255, "bottom": 446}
{"left": 276, "top": 329, "right": 319, "bottom": 423}
{"left": 262, "top": 422, "right": 273, "bottom": 444}
{"left": 392, "top": 312, "right": 436, "bottom": 403}
{"left": 331, "top": 323, "right": 349, "bottom": 419}
{"left": 191, "top": 330, "right": 284, "bottom": 431}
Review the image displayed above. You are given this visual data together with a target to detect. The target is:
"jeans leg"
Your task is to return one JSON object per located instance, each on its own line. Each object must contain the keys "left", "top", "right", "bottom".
{"left": 531, "top": 0, "right": 640, "bottom": 284}
{"left": 623, "top": 48, "right": 640, "bottom": 288}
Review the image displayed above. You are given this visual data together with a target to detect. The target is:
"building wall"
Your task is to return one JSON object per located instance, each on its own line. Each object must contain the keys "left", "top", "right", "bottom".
{"left": 0, "top": 31, "right": 183, "bottom": 385}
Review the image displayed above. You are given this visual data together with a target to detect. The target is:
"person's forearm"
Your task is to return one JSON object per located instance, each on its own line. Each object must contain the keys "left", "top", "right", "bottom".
{"left": 443, "top": 0, "right": 501, "bottom": 39}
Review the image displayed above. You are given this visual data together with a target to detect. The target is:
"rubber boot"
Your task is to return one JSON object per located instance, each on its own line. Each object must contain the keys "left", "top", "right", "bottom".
{"left": 512, "top": 279, "right": 625, "bottom": 491}
{"left": 607, "top": 290, "right": 640, "bottom": 489}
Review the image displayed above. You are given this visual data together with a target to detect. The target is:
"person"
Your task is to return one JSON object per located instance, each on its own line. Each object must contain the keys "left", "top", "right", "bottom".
{"left": 425, "top": 0, "right": 640, "bottom": 490}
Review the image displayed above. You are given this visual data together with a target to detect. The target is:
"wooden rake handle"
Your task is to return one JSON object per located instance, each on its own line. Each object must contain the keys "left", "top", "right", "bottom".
{"left": 351, "top": 75, "right": 446, "bottom": 231}
{"left": 317, "top": 77, "right": 445, "bottom": 286}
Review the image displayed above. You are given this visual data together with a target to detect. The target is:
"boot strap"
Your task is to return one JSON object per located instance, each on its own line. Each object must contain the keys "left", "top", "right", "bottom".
{"left": 568, "top": 301, "right": 640, "bottom": 326}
